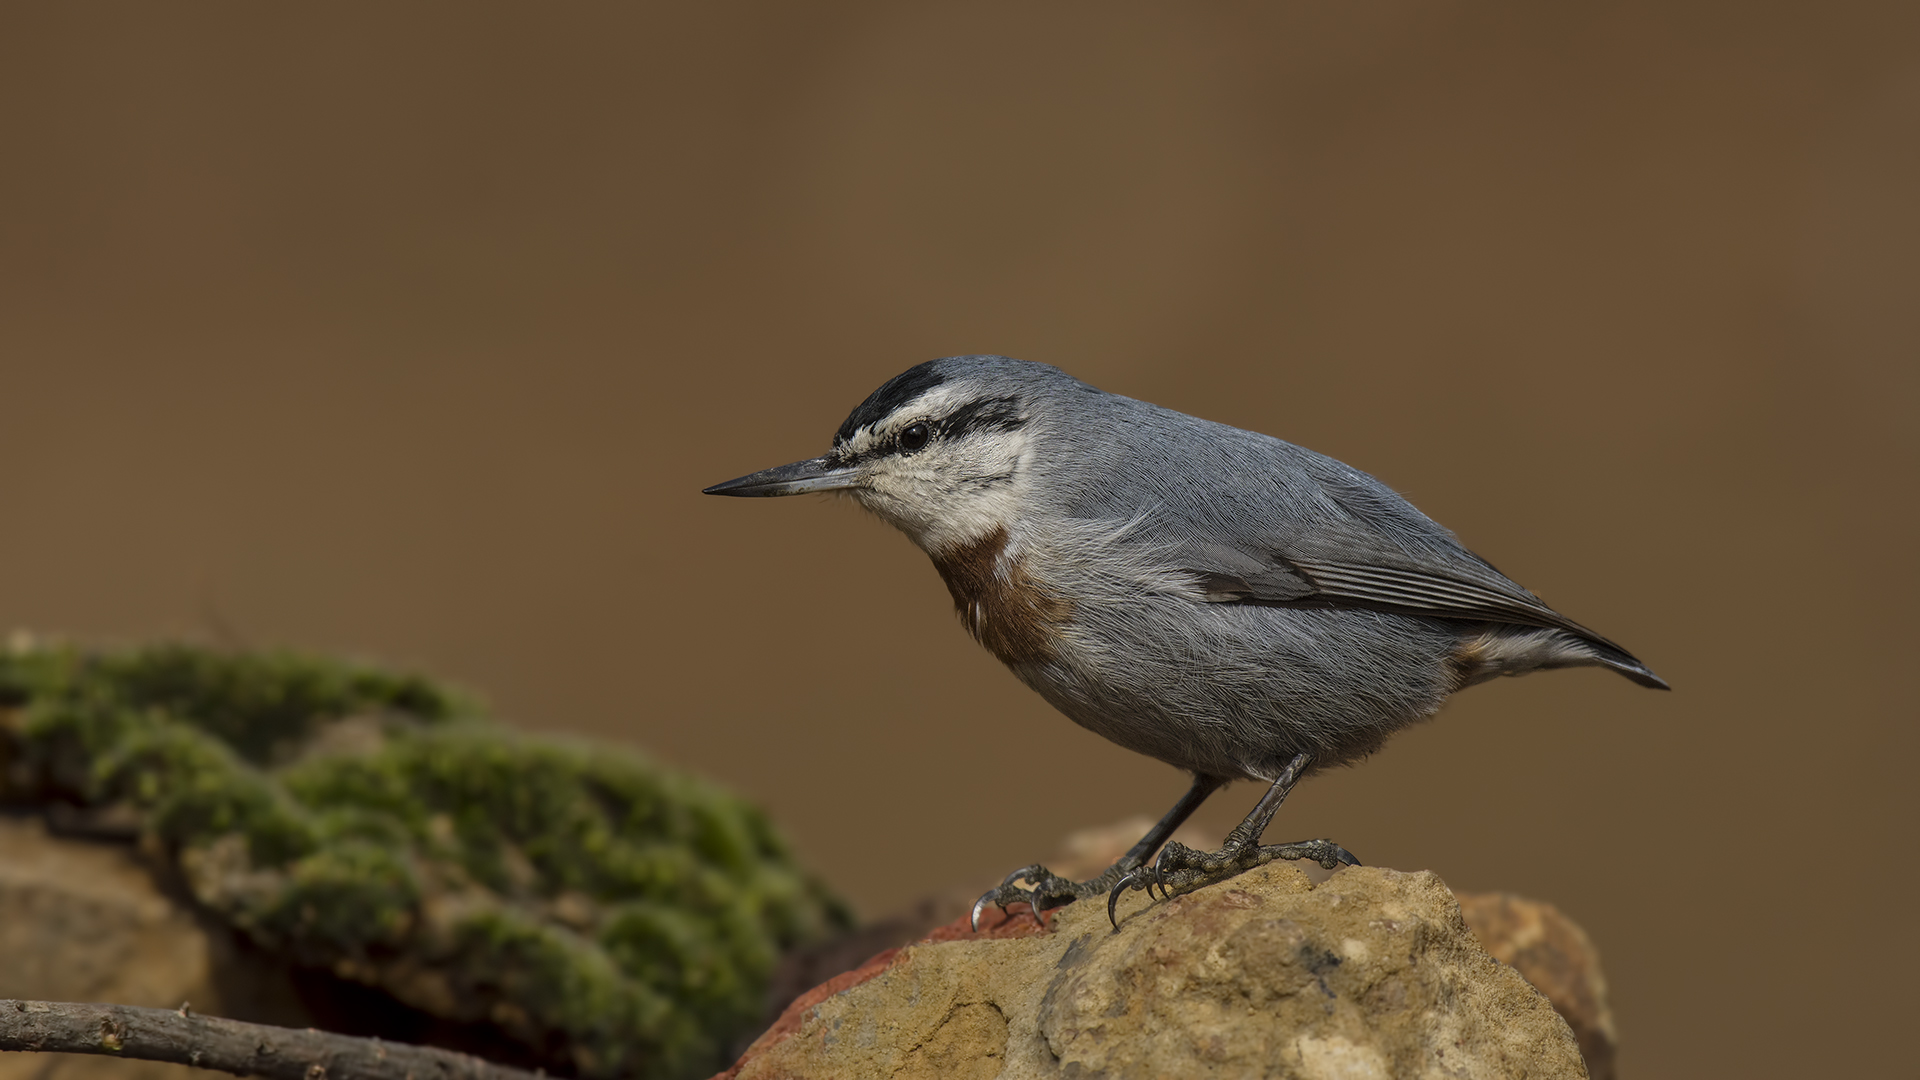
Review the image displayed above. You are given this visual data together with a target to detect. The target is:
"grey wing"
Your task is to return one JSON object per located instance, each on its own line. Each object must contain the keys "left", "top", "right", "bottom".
{"left": 1163, "top": 446, "right": 1668, "bottom": 688}
{"left": 1193, "top": 535, "right": 1594, "bottom": 638}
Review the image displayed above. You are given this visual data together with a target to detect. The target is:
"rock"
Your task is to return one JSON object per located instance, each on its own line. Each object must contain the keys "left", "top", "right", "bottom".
{"left": 724, "top": 863, "right": 1587, "bottom": 1079}
{"left": 0, "top": 813, "right": 569, "bottom": 1080}
{"left": 0, "top": 815, "right": 308, "bottom": 1080}
{"left": 1, "top": 640, "right": 853, "bottom": 1080}
{"left": 758, "top": 815, "right": 1223, "bottom": 1024}
{"left": 0, "top": 816, "right": 214, "bottom": 1013}
{"left": 764, "top": 819, "right": 1618, "bottom": 1078}
{"left": 1459, "top": 893, "right": 1617, "bottom": 1080}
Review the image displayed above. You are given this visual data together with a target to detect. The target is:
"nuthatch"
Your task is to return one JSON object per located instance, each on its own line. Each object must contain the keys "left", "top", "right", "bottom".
{"left": 705, "top": 356, "right": 1666, "bottom": 928}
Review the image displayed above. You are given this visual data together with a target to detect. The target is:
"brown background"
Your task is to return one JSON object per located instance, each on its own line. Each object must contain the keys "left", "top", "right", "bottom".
{"left": 2, "top": 3, "right": 1915, "bottom": 1076}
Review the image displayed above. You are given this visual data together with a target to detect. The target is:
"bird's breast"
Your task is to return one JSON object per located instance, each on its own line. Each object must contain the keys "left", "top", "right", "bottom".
{"left": 929, "top": 526, "right": 1072, "bottom": 667}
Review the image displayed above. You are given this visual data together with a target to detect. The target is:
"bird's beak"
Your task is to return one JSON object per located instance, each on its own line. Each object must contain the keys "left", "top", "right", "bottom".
{"left": 702, "top": 456, "right": 859, "bottom": 497}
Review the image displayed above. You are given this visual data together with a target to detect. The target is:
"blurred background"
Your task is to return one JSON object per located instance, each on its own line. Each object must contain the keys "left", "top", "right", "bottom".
{"left": 1, "top": 3, "right": 1914, "bottom": 1076}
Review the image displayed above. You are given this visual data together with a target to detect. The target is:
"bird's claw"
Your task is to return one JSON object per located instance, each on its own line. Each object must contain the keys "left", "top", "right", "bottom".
{"left": 1151, "top": 840, "right": 1195, "bottom": 898}
{"left": 1104, "top": 843, "right": 1204, "bottom": 929}
{"left": 977, "top": 838, "right": 1335, "bottom": 933}
{"left": 1105, "top": 866, "right": 1163, "bottom": 928}
{"left": 998, "top": 863, "right": 1047, "bottom": 889}
{"left": 968, "top": 890, "right": 996, "bottom": 934}
{"left": 1106, "top": 873, "right": 1132, "bottom": 928}
{"left": 1133, "top": 838, "right": 1361, "bottom": 908}
{"left": 969, "top": 864, "right": 1079, "bottom": 931}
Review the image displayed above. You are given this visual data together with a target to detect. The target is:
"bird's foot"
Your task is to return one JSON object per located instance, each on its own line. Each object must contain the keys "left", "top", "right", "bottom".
{"left": 970, "top": 862, "right": 1129, "bottom": 931}
{"left": 1106, "top": 838, "right": 1360, "bottom": 923}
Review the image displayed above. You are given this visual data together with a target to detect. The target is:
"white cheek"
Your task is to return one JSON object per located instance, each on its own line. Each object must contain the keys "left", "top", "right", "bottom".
{"left": 855, "top": 432, "right": 1032, "bottom": 553}
{"left": 927, "top": 478, "right": 1023, "bottom": 546}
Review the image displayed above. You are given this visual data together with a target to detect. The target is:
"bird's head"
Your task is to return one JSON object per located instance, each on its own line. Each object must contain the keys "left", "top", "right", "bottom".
{"left": 704, "top": 356, "right": 1074, "bottom": 554}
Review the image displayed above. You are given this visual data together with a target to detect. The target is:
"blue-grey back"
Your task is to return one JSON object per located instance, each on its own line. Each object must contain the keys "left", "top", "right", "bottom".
{"left": 1022, "top": 376, "right": 1503, "bottom": 588}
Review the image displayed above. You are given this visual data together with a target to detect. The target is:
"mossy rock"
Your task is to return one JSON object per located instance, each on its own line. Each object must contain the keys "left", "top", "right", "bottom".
{"left": 0, "top": 637, "right": 851, "bottom": 1080}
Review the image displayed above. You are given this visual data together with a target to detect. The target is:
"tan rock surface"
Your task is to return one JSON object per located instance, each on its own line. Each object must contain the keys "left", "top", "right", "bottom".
{"left": 0, "top": 816, "right": 219, "bottom": 1080}
{"left": 728, "top": 863, "right": 1586, "bottom": 1079}
{"left": 0, "top": 818, "right": 213, "bottom": 1009}
{"left": 756, "top": 815, "right": 1219, "bottom": 1026}
{"left": 1459, "top": 892, "right": 1616, "bottom": 1080}
{"left": 0, "top": 817, "right": 324, "bottom": 1080}
{"left": 761, "top": 820, "right": 1618, "bottom": 1077}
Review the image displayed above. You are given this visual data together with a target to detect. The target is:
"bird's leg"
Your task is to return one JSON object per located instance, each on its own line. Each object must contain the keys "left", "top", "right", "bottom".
{"left": 970, "top": 775, "right": 1221, "bottom": 931}
{"left": 1116, "top": 753, "right": 1359, "bottom": 916}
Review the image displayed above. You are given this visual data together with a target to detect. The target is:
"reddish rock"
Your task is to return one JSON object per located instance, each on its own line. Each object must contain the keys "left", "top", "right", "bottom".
{"left": 727, "top": 903, "right": 1048, "bottom": 1077}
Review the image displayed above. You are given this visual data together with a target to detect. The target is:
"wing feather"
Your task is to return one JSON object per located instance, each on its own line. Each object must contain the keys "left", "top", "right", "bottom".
{"left": 1200, "top": 549, "right": 1639, "bottom": 659}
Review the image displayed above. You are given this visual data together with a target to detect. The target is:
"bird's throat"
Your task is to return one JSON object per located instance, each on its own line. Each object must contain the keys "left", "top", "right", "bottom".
{"left": 929, "top": 526, "right": 1072, "bottom": 667}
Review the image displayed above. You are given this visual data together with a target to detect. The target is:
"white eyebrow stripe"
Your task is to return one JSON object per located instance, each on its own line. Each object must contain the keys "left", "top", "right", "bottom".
{"left": 838, "top": 384, "right": 976, "bottom": 455}
{"left": 887, "top": 384, "right": 970, "bottom": 424}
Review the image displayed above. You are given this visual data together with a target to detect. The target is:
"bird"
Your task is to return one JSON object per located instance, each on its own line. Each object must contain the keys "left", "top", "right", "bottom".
{"left": 703, "top": 355, "right": 1667, "bottom": 929}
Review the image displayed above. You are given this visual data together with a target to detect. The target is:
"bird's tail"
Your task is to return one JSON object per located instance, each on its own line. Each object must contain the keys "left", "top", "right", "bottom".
{"left": 1582, "top": 638, "right": 1670, "bottom": 690}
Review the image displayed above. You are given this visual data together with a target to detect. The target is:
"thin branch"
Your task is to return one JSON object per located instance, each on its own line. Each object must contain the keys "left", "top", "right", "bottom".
{"left": 0, "top": 1000, "right": 545, "bottom": 1080}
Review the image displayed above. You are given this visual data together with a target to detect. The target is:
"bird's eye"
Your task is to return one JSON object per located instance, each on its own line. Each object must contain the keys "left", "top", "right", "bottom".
{"left": 898, "top": 421, "right": 931, "bottom": 452}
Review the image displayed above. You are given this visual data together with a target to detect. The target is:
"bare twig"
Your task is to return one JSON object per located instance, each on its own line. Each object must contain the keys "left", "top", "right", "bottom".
{"left": 0, "top": 999, "right": 545, "bottom": 1080}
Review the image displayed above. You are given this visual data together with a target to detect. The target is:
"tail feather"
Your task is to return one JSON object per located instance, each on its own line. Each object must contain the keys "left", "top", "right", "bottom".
{"left": 1453, "top": 625, "right": 1670, "bottom": 690}
{"left": 1584, "top": 639, "right": 1670, "bottom": 690}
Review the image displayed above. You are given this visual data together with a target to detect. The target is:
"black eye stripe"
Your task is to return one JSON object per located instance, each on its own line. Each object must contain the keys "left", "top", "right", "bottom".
{"left": 831, "top": 395, "right": 1029, "bottom": 465}
{"left": 932, "top": 396, "right": 1025, "bottom": 441}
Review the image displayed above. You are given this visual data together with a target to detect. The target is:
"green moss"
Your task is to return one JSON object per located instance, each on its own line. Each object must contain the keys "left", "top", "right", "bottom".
{"left": 0, "top": 642, "right": 473, "bottom": 764}
{"left": 254, "top": 839, "right": 422, "bottom": 949}
{"left": 0, "top": 638, "right": 851, "bottom": 1080}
